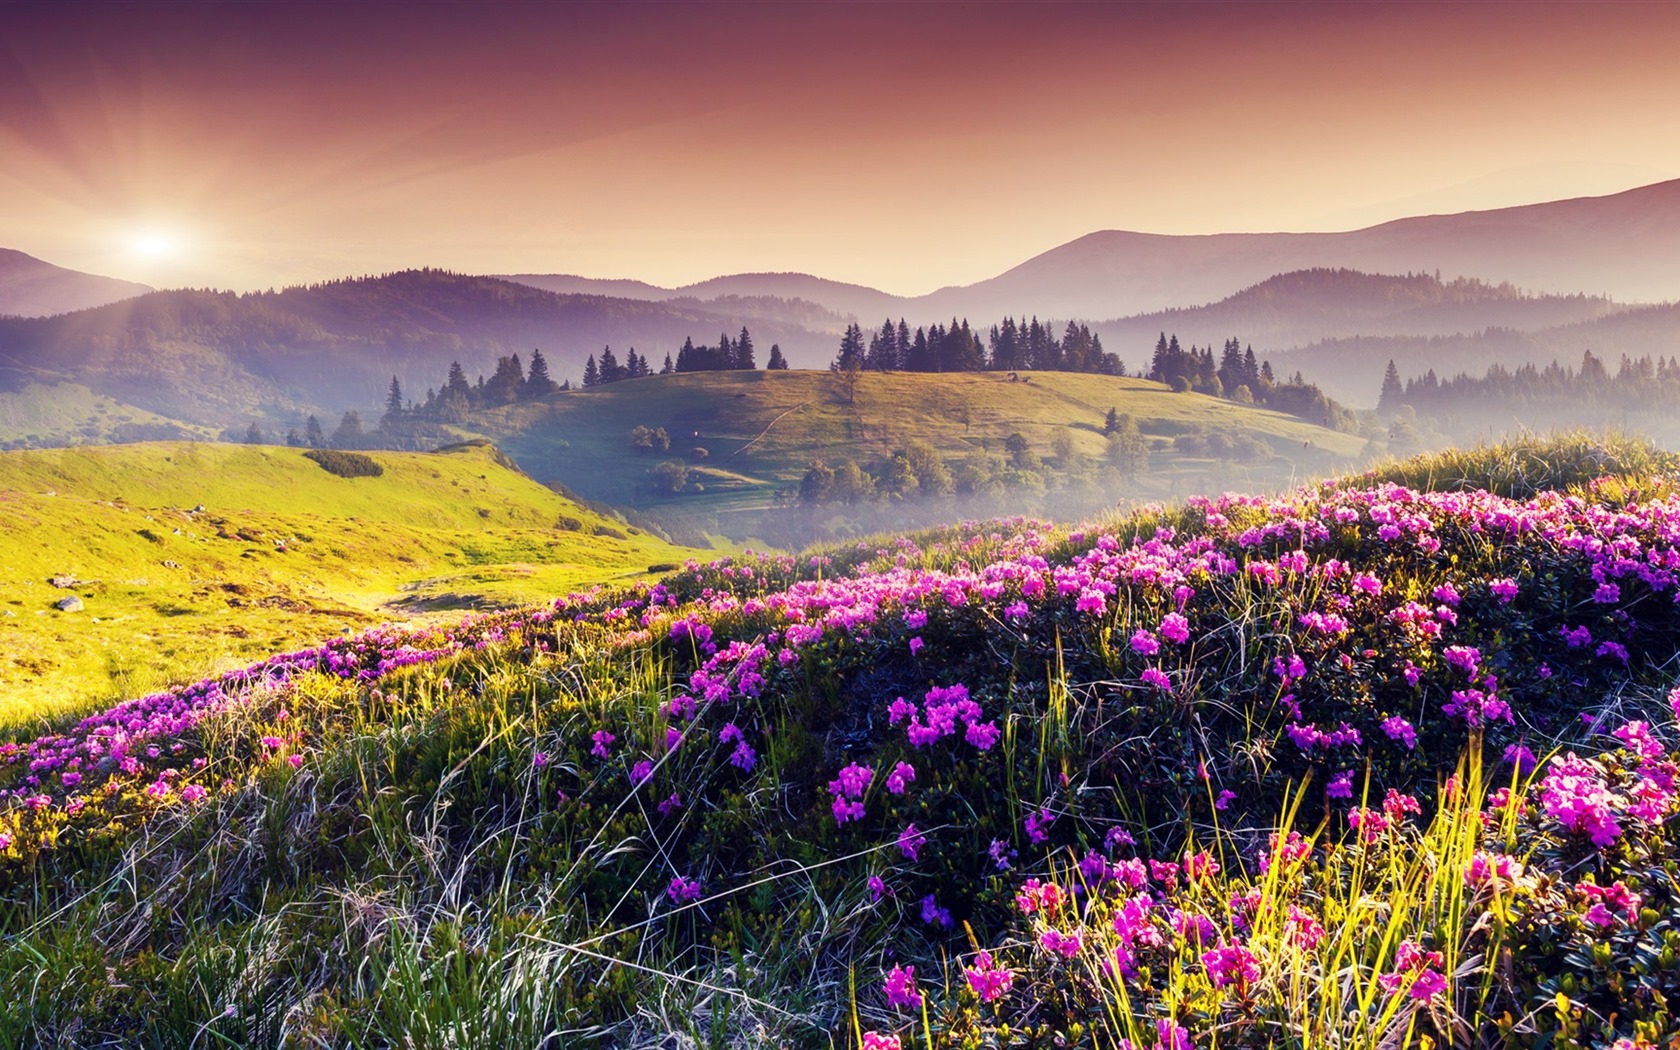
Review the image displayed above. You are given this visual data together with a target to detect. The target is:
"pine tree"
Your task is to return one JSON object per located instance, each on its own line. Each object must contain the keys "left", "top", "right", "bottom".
{"left": 766, "top": 344, "right": 788, "bottom": 370}
{"left": 675, "top": 337, "right": 697, "bottom": 373}
{"left": 661, "top": 352, "right": 674, "bottom": 374}
{"left": 583, "top": 354, "right": 600, "bottom": 387}
{"left": 1378, "top": 359, "right": 1404, "bottom": 414}
{"left": 445, "top": 361, "right": 471, "bottom": 400}
{"left": 735, "top": 327, "right": 756, "bottom": 369}
{"left": 383, "top": 376, "right": 405, "bottom": 427}
{"left": 598, "top": 347, "right": 623, "bottom": 383}
{"left": 331, "top": 410, "right": 363, "bottom": 449}
{"left": 833, "top": 324, "right": 865, "bottom": 371}
{"left": 1103, "top": 407, "right": 1121, "bottom": 435}
{"left": 524, "top": 349, "right": 559, "bottom": 398}
{"left": 244, "top": 422, "right": 263, "bottom": 444}
{"left": 305, "top": 414, "right": 324, "bottom": 448}
{"left": 285, "top": 428, "right": 303, "bottom": 447}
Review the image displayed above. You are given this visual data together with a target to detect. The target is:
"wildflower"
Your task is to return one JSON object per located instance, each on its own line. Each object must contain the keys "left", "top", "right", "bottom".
{"left": 1040, "top": 929, "right": 1083, "bottom": 959}
{"left": 1214, "top": 790, "right": 1236, "bottom": 810}
{"left": 908, "top": 636, "right": 924, "bottom": 656}
{"left": 1025, "top": 806, "right": 1054, "bottom": 844}
{"left": 1361, "top": 713, "right": 1410, "bottom": 752}
{"left": 868, "top": 875, "right": 887, "bottom": 901}
{"left": 1140, "top": 667, "right": 1171, "bottom": 691}
{"left": 630, "top": 759, "right": 654, "bottom": 785}
{"left": 832, "top": 796, "right": 866, "bottom": 825}
{"left": 1502, "top": 743, "right": 1537, "bottom": 775}
{"left": 1158, "top": 612, "right": 1191, "bottom": 644}
{"left": 1327, "top": 769, "right": 1354, "bottom": 799}
{"left": 590, "top": 730, "right": 615, "bottom": 758}
{"left": 860, "top": 1034, "right": 901, "bottom": 1050}
{"left": 883, "top": 964, "right": 923, "bottom": 1010}
{"left": 965, "top": 950, "right": 1014, "bottom": 1003}
{"left": 288, "top": 754, "right": 303, "bottom": 769}
{"left": 885, "top": 761, "right": 916, "bottom": 794}
{"left": 989, "top": 838, "right": 1016, "bottom": 871}
{"left": 1488, "top": 577, "right": 1519, "bottom": 603}
{"left": 1076, "top": 588, "right": 1107, "bottom": 615}
{"left": 1105, "top": 826, "right": 1135, "bottom": 852}
{"left": 260, "top": 736, "right": 283, "bottom": 750}
{"left": 1130, "top": 628, "right": 1160, "bottom": 656}
{"left": 729, "top": 740, "right": 757, "bottom": 771}
{"left": 532, "top": 750, "right": 548, "bottom": 768}
{"left": 1003, "top": 600, "right": 1029, "bottom": 622}
{"left": 1202, "top": 942, "right": 1260, "bottom": 989}
{"left": 829, "top": 762, "right": 873, "bottom": 799}
{"left": 920, "top": 893, "right": 952, "bottom": 927}
{"left": 965, "top": 720, "right": 1001, "bottom": 750}
{"left": 180, "top": 783, "right": 208, "bottom": 804}
{"left": 897, "top": 823, "right": 927, "bottom": 861}
{"left": 887, "top": 697, "right": 916, "bottom": 725}
{"left": 658, "top": 792, "right": 683, "bottom": 816}
{"left": 1540, "top": 752, "right": 1623, "bottom": 847}
{"left": 664, "top": 727, "right": 683, "bottom": 751}
{"left": 667, "top": 875, "right": 702, "bottom": 904}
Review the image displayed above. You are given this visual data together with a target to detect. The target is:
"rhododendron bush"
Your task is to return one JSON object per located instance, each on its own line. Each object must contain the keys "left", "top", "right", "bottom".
{"left": 5, "top": 446, "right": 1680, "bottom": 1047}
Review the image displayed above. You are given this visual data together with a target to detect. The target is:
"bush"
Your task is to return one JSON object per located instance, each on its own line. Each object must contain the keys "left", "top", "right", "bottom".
{"left": 590, "top": 524, "right": 627, "bottom": 540}
{"left": 303, "top": 449, "right": 384, "bottom": 478}
{"left": 651, "top": 459, "right": 689, "bottom": 495}
{"left": 556, "top": 515, "right": 584, "bottom": 532}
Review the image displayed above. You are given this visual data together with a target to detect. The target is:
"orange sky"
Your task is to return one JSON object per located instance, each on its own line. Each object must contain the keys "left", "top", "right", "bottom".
{"left": 4, "top": 1, "right": 1680, "bottom": 294}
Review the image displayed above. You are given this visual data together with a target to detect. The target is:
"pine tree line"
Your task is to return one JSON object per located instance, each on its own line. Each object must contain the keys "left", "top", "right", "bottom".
{"left": 1387, "top": 350, "right": 1680, "bottom": 423}
{"left": 831, "top": 317, "right": 1124, "bottom": 375}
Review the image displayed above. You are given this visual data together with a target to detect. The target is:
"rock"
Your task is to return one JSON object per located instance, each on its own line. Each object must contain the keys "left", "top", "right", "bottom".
{"left": 192, "top": 504, "right": 205, "bottom": 513}
{"left": 48, "top": 575, "right": 78, "bottom": 588}
{"left": 55, "top": 596, "right": 84, "bottom": 613}
{"left": 162, "top": 560, "right": 180, "bottom": 569}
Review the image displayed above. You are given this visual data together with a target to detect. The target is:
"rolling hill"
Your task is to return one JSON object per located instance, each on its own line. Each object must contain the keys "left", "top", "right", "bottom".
{"left": 0, "top": 440, "right": 707, "bottom": 730}
{"left": 469, "top": 369, "right": 1367, "bottom": 542}
{"left": 0, "top": 248, "right": 152, "bottom": 318}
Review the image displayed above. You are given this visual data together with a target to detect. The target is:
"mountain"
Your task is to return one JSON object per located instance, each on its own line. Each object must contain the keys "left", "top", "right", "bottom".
{"left": 1093, "top": 268, "right": 1629, "bottom": 363}
{"left": 501, "top": 181, "right": 1680, "bottom": 328}
{"left": 498, "top": 270, "right": 901, "bottom": 325}
{"left": 0, "top": 270, "right": 838, "bottom": 433}
{"left": 1268, "top": 298, "right": 1680, "bottom": 405}
{"left": 918, "top": 179, "right": 1680, "bottom": 321}
{"left": 0, "top": 249, "right": 152, "bottom": 318}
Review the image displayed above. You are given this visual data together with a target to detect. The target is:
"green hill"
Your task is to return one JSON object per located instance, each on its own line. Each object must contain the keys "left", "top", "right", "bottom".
{"left": 475, "top": 368, "right": 1368, "bottom": 537}
{"left": 0, "top": 440, "right": 706, "bottom": 731}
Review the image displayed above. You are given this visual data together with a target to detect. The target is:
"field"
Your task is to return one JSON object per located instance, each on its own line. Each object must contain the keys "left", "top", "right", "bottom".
{"left": 474, "top": 370, "right": 1369, "bottom": 537}
{"left": 2, "top": 433, "right": 1678, "bottom": 1048}
{"left": 0, "top": 440, "right": 707, "bottom": 732}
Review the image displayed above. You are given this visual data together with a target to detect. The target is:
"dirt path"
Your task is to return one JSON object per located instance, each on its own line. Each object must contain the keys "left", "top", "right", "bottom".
{"left": 728, "top": 398, "right": 817, "bottom": 459}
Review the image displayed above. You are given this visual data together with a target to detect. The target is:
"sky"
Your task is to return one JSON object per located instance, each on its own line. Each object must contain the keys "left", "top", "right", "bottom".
{"left": 4, "top": 0, "right": 1680, "bottom": 295}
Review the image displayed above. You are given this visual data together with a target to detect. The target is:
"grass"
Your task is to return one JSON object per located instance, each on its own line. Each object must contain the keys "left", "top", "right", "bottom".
{"left": 0, "top": 440, "right": 710, "bottom": 733}
{"left": 474, "top": 370, "right": 1368, "bottom": 535}
{"left": 3, "top": 434, "right": 1680, "bottom": 1048}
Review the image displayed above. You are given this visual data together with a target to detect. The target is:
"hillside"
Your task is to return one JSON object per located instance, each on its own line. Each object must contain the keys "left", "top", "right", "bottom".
{"left": 471, "top": 369, "right": 1367, "bottom": 540}
{"left": 4, "top": 436, "right": 1680, "bottom": 1048}
{"left": 1093, "top": 268, "right": 1626, "bottom": 355}
{"left": 0, "top": 248, "right": 152, "bottom": 318}
{"left": 0, "top": 270, "right": 838, "bottom": 438}
{"left": 0, "top": 440, "right": 706, "bottom": 730}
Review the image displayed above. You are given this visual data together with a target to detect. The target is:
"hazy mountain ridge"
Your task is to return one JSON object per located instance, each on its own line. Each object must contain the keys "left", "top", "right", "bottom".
{"left": 0, "top": 249, "right": 153, "bottom": 318}
{"left": 0, "top": 271, "right": 839, "bottom": 428}
{"left": 1093, "top": 268, "right": 1629, "bottom": 361}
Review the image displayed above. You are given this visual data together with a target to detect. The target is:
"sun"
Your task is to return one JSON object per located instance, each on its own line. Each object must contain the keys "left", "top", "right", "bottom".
{"left": 129, "top": 231, "right": 177, "bottom": 258}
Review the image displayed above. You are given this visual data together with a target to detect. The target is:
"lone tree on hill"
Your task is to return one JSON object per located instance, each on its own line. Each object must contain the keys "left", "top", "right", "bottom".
{"left": 304, "top": 414, "right": 325, "bottom": 448}
{"left": 524, "top": 349, "right": 559, "bottom": 398}
{"left": 766, "top": 344, "right": 788, "bottom": 370}
{"left": 382, "top": 376, "right": 405, "bottom": 427}
{"left": 1103, "top": 407, "right": 1121, "bottom": 435}
{"left": 582, "top": 354, "right": 600, "bottom": 387}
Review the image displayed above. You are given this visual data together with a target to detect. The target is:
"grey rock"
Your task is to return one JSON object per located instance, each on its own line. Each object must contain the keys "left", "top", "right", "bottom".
{"left": 48, "top": 575, "right": 78, "bottom": 588}
{"left": 55, "top": 596, "right": 84, "bottom": 613}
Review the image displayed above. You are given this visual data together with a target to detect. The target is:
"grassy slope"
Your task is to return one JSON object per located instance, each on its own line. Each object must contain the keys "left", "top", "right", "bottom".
{"left": 0, "top": 381, "right": 212, "bottom": 446}
{"left": 5, "top": 436, "right": 1680, "bottom": 1049}
{"left": 480, "top": 369, "right": 1367, "bottom": 525}
{"left": 0, "top": 441, "right": 706, "bottom": 731}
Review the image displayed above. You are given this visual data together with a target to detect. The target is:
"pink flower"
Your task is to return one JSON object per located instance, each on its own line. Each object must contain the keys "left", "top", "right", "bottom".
{"left": 1039, "top": 928, "right": 1083, "bottom": 959}
{"left": 1202, "top": 942, "right": 1259, "bottom": 989}
{"left": 630, "top": 759, "right": 654, "bottom": 785}
{"left": 885, "top": 761, "right": 916, "bottom": 794}
{"left": 868, "top": 874, "right": 887, "bottom": 901}
{"left": 897, "top": 823, "right": 927, "bottom": 861}
{"left": 965, "top": 950, "right": 1015, "bottom": 1003}
{"left": 590, "top": 730, "right": 615, "bottom": 758}
{"left": 667, "top": 875, "right": 701, "bottom": 903}
{"left": 965, "top": 720, "right": 1000, "bottom": 750}
{"left": 1025, "top": 806, "right": 1054, "bottom": 844}
{"left": 1130, "top": 628, "right": 1160, "bottom": 656}
{"left": 1158, "top": 612, "right": 1191, "bottom": 644}
{"left": 861, "top": 1033, "right": 902, "bottom": 1050}
{"left": 1140, "top": 667, "right": 1171, "bottom": 691}
{"left": 883, "top": 964, "right": 922, "bottom": 1010}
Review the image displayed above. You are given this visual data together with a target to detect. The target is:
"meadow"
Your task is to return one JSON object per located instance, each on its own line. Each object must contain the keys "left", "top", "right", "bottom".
{"left": 2, "top": 433, "right": 1678, "bottom": 1048}
{"left": 0, "top": 440, "right": 706, "bottom": 733}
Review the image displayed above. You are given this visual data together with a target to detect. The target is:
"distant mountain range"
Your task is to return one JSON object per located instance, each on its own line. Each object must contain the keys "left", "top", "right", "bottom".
{"left": 505, "top": 179, "right": 1680, "bottom": 323}
{"left": 0, "top": 270, "right": 840, "bottom": 430}
{"left": 0, "top": 249, "right": 152, "bottom": 318}
{"left": 3, "top": 177, "right": 1680, "bottom": 441}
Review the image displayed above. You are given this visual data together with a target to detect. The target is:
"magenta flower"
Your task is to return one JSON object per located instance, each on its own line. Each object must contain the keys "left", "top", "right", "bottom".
{"left": 1039, "top": 928, "right": 1083, "bottom": 959}
{"left": 965, "top": 950, "right": 1015, "bottom": 1003}
{"left": 868, "top": 874, "right": 887, "bottom": 901}
{"left": 860, "top": 1034, "right": 901, "bottom": 1050}
{"left": 1202, "top": 942, "right": 1259, "bottom": 989}
{"left": 590, "top": 730, "right": 615, "bottom": 758}
{"left": 667, "top": 875, "right": 702, "bottom": 903}
{"left": 882, "top": 964, "right": 922, "bottom": 1010}
{"left": 885, "top": 761, "right": 916, "bottom": 794}
{"left": 920, "top": 893, "right": 952, "bottom": 927}
{"left": 1025, "top": 806, "right": 1054, "bottom": 844}
{"left": 1130, "top": 628, "right": 1160, "bottom": 656}
{"left": 897, "top": 823, "right": 927, "bottom": 861}
{"left": 965, "top": 720, "right": 1000, "bottom": 750}
{"left": 1158, "top": 612, "right": 1190, "bottom": 644}
{"left": 1140, "top": 667, "right": 1171, "bottom": 691}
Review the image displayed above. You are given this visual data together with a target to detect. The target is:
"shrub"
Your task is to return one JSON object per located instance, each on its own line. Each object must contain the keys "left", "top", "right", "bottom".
{"left": 556, "top": 515, "right": 584, "bottom": 532}
{"left": 302, "top": 449, "right": 384, "bottom": 478}
{"left": 591, "top": 524, "right": 627, "bottom": 540}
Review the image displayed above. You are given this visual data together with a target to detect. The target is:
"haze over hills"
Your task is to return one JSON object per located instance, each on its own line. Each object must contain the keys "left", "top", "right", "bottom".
{"left": 1091, "top": 269, "right": 1629, "bottom": 360}
{"left": 0, "top": 270, "right": 838, "bottom": 432}
{"left": 503, "top": 179, "right": 1680, "bottom": 323}
{"left": 0, "top": 249, "right": 153, "bottom": 318}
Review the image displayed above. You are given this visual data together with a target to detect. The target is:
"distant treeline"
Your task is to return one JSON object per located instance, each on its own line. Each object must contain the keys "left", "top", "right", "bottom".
{"left": 831, "top": 317, "right": 1122, "bottom": 375}
{"left": 1382, "top": 351, "right": 1680, "bottom": 433}
{"left": 581, "top": 327, "right": 789, "bottom": 384}
{"left": 1151, "top": 334, "right": 1357, "bottom": 433}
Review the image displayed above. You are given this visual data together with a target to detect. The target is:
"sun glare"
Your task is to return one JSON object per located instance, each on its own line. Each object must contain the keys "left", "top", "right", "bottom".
{"left": 129, "top": 231, "right": 178, "bottom": 258}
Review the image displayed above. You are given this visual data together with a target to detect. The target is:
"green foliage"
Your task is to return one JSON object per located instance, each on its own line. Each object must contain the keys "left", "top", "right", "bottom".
{"left": 303, "top": 448, "right": 385, "bottom": 478}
